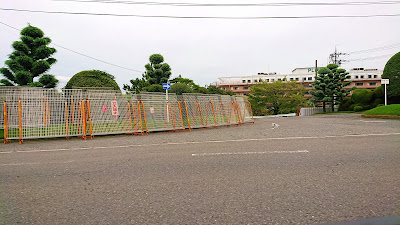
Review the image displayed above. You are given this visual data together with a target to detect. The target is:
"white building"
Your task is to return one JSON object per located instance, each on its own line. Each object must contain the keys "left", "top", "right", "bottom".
{"left": 215, "top": 67, "right": 383, "bottom": 96}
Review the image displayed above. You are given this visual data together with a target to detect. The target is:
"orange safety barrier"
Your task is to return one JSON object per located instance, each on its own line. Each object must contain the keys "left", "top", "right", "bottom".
{"left": 181, "top": 100, "right": 191, "bottom": 131}
{"left": 130, "top": 101, "right": 140, "bottom": 133}
{"left": 174, "top": 101, "right": 185, "bottom": 131}
{"left": 218, "top": 102, "right": 228, "bottom": 125}
{"left": 18, "top": 99, "right": 23, "bottom": 144}
{"left": 245, "top": 101, "right": 254, "bottom": 123}
{"left": 3, "top": 101, "right": 9, "bottom": 144}
{"left": 65, "top": 101, "right": 69, "bottom": 140}
{"left": 164, "top": 102, "right": 175, "bottom": 129}
{"left": 206, "top": 101, "right": 218, "bottom": 128}
{"left": 81, "top": 100, "right": 87, "bottom": 140}
{"left": 192, "top": 102, "right": 204, "bottom": 127}
{"left": 87, "top": 99, "right": 93, "bottom": 139}
{"left": 139, "top": 100, "right": 148, "bottom": 135}
{"left": 77, "top": 101, "right": 81, "bottom": 135}
{"left": 227, "top": 101, "right": 240, "bottom": 126}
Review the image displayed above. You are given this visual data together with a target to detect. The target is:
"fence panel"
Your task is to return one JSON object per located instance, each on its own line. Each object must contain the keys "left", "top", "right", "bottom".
{"left": 1, "top": 87, "right": 254, "bottom": 143}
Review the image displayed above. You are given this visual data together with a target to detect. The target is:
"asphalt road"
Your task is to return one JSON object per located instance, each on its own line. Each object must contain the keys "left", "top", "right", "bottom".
{"left": 1, "top": 114, "right": 400, "bottom": 224}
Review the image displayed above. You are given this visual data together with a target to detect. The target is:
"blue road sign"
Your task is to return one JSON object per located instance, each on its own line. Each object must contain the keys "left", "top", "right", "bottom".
{"left": 162, "top": 83, "right": 171, "bottom": 90}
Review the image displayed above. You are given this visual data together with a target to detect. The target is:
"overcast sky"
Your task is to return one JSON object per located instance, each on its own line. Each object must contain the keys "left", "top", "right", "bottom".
{"left": 1, "top": 0, "right": 399, "bottom": 89}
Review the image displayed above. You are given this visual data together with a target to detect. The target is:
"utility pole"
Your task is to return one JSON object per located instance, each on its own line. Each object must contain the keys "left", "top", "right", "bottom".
{"left": 329, "top": 47, "right": 348, "bottom": 66}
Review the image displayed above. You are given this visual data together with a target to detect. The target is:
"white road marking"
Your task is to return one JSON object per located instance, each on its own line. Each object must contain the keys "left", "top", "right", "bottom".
{"left": 360, "top": 120, "right": 387, "bottom": 123}
{"left": 192, "top": 150, "right": 309, "bottom": 157}
{"left": 0, "top": 160, "right": 74, "bottom": 166}
{"left": 1, "top": 132, "right": 399, "bottom": 154}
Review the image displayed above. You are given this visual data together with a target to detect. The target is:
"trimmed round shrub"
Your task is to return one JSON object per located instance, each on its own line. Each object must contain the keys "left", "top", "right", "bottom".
{"left": 382, "top": 52, "right": 400, "bottom": 102}
{"left": 351, "top": 89, "right": 373, "bottom": 104}
{"left": 65, "top": 70, "right": 120, "bottom": 91}
{"left": 354, "top": 105, "right": 363, "bottom": 112}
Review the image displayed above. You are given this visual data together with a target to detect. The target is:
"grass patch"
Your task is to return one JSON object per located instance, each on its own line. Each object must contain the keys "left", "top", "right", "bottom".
{"left": 363, "top": 104, "right": 400, "bottom": 116}
{"left": 315, "top": 111, "right": 354, "bottom": 114}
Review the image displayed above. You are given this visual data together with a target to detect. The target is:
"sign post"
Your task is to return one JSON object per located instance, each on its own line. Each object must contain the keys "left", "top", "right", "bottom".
{"left": 381, "top": 79, "right": 389, "bottom": 105}
{"left": 162, "top": 83, "right": 171, "bottom": 122}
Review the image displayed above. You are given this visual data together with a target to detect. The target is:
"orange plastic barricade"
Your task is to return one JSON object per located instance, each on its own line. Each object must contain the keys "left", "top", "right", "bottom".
{"left": 87, "top": 99, "right": 93, "bottom": 139}
{"left": 218, "top": 102, "right": 228, "bottom": 126}
{"left": 18, "top": 99, "right": 23, "bottom": 144}
{"left": 245, "top": 101, "right": 255, "bottom": 124}
{"left": 192, "top": 102, "right": 204, "bottom": 127}
{"left": 181, "top": 100, "right": 191, "bottom": 131}
{"left": 71, "top": 95, "right": 74, "bottom": 124}
{"left": 139, "top": 100, "right": 148, "bottom": 135}
{"left": 3, "top": 101, "right": 9, "bottom": 144}
{"left": 206, "top": 101, "right": 218, "bottom": 128}
{"left": 228, "top": 101, "right": 239, "bottom": 126}
{"left": 175, "top": 101, "right": 185, "bottom": 131}
{"left": 125, "top": 102, "right": 134, "bottom": 134}
{"left": 81, "top": 100, "right": 87, "bottom": 140}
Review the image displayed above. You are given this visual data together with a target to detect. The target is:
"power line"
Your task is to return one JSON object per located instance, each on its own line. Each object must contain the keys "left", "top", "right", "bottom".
{"left": 0, "top": 21, "right": 143, "bottom": 73}
{"left": 347, "top": 43, "right": 400, "bottom": 54}
{"left": 347, "top": 54, "right": 394, "bottom": 61}
{"left": 53, "top": 0, "right": 400, "bottom": 7}
{"left": 1, "top": 8, "right": 400, "bottom": 19}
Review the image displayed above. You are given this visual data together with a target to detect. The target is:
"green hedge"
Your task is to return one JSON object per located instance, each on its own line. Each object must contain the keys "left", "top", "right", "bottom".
{"left": 64, "top": 70, "right": 120, "bottom": 91}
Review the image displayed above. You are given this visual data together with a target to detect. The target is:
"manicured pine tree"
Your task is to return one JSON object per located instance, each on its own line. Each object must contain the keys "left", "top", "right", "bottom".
{"left": 0, "top": 25, "right": 58, "bottom": 88}
{"left": 309, "top": 64, "right": 354, "bottom": 112}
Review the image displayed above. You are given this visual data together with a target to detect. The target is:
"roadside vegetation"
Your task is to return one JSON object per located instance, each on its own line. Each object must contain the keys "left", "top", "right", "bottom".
{"left": 363, "top": 104, "right": 400, "bottom": 117}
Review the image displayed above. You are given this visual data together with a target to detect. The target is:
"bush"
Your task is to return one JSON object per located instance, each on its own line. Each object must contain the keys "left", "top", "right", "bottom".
{"left": 371, "top": 98, "right": 383, "bottom": 108}
{"left": 351, "top": 89, "right": 373, "bottom": 104}
{"left": 338, "top": 97, "right": 352, "bottom": 111}
{"left": 382, "top": 52, "right": 400, "bottom": 103}
{"left": 65, "top": 70, "right": 120, "bottom": 90}
{"left": 143, "top": 84, "right": 163, "bottom": 92}
{"left": 170, "top": 83, "right": 193, "bottom": 95}
{"left": 354, "top": 105, "right": 363, "bottom": 112}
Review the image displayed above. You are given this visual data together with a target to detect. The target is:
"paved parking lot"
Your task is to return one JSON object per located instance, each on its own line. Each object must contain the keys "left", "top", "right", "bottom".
{"left": 1, "top": 114, "right": 400, "bottom": 224}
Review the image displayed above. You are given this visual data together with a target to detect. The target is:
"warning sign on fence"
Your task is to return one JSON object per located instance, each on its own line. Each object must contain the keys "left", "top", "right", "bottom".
{"left": 111, "top": 101, "right": 118, "bottom": 115}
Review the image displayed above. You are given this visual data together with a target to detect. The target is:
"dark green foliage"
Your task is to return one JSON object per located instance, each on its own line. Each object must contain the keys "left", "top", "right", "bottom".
{"left": 354, "top": 106, "right": 363, "bottom": 112}
{"left": 248, "top": 80, "right": 306, "bottom": 115}
{"left": 124, "top": 54, "right": 172, "bottom": 93}
{"left": 143, "top": 84, "right": 163, "bottom": 92}
{"left": 65, "top": 70, "right": 120, "bottom": 91}
{"left": 309, "top": 64, "right": 354, "bottom": 112}
{"left": 170, "top": 83, "right": 193, "bottom": 95}
{"left": 351, "top": 89, "right": 373, "bottom": 104}
{"left": 144, "top": 54, "right": 171, "bottom": 85}
{"left": 338, "top": 97, "right": 352, "bottom": 111}
{"left": 0, "top": 25, "right": 58, "bottom": 88}
{"left": 196, "top": 87, "right": 209, "bottom": 94}
{"left": 207, "top": 85, "right": 233, "bottom": 95}
{"left": 382, "top": 52, "right": 400, "bottom": 103}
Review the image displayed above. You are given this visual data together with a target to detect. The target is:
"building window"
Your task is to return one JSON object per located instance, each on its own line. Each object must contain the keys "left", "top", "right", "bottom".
{"left": 302, "top": 77, "right": 306, "bottom": 81}
{"left": 266, "top": 79, "right": 269, "bottom": 82}
{"left": 374, "top": 75, "right": 378, "bottom": 78}
{"left": 271, "top": 79, "right": 274, "bottom": 82}
{"left": 369, "top": 82, "right": 377, "bottom": 86}
{"left": 368, "top": 75, "right": 372, "bottom": 78}
{"left": 259, "top": 78, "right": 263, "bottom": 82}
{"left": 243, "top": 86, "right": 249, "bottom": 90}
{"left": 278, "top": 78, "right": 282, "bottom": 81}
{"left": 355, "top": 75, "right": 359, "bottom": 79}
{"left": 308, "top": 77, "right": 312, "bottom": 81}
{"left": 295, "top": 78, "right": 299, "bottom": 81}
{"left": 247, "top": 80, "right": 251, "bottom": 83}
{"left": 290, "top": 78, "right": 294, "bottom": 81}
{"left": 242, "top": 80, "right": 246, "bottom": 83}
{"left": 360, "top": 75, "right": 364, "bottom": 79}
{"left": 355, "top": 83, "right": 364, "bottom": 86}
